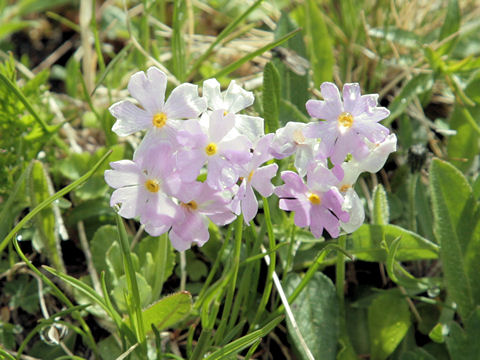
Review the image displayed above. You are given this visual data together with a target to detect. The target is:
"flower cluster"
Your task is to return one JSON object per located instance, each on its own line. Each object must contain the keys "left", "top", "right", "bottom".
{"left": 105, "top": 66, "right": 396, "bottom": 250}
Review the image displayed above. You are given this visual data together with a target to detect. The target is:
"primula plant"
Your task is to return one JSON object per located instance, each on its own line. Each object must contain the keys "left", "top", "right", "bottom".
{"left": 1, "top": 1, "right": 480, "bottom": 360}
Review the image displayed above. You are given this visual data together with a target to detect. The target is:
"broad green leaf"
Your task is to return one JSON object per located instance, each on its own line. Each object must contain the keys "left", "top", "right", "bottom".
{"left": 437, "top": 0, "right": 460, "bottom": 56}
{"left": 263, "top": 62, "right": 280, "bottom": 133}
{"left": 400, "top": 348, "right": 437, "bottom": 360}
{"left": 368, "top": 292, "right": 411, "bottom": 360}
{"left": 29, "top": 160, "right": 65, "bottom": 272}
{"left": 372, "top": 184, "right": 389, "bottom": 225}
{"left": 125, "top": 291, "right": 192, "bottom": 333}
{"left": 347, "top": 224, "right": 439, "bottom": 262}
{"left": 111, "top": 273, "right": 152, "bottom": 312}
{"left": 429, "top": 323, "right": 448, "bottom": 343}
{"left": 285, "top": 272, "right": 339, "bottom": 360}
{"left": 97, "top": 335, "right": 122, "bottom": 360}
{"left": 304, "top": 0, "right": 333, "bottom": 86}
{"left": 136, "top": 235, "right": 175, "bottom": 298}
{"left": 430, "top": 158, "right": 479, "bottom": 319}
{"left": 447, "top": 77, "right": 480, "bottom": 173}
{"left": 274, "top": 13, "right": 310, "bottom": 117}
{"left": 90, "top": 225, "right": 118, "bottom": 276}
{"left": 0, "top": 21, "right": 32, "bottom": 40}
{"left": 386, "top": 74, "right": 434, "bottom": 124}
{"left": 4, "top": 274, "right": 39, "bottom": 314}
{"left": 446, "top": 307, "right": 480, "bottom": 360}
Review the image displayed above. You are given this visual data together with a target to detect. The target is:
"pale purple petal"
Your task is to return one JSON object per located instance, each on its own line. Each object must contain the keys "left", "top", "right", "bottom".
{"left": 354, "top": 121, "right": 389, "bottom": 143}
{"left": 342, "top": 83, "right": 361, "bottom": 113}
{"left": 176, "top": 150, "right": 206, "bottom": 182}
{"left": 206, "top": 157, "right": 238, "bottom": 189}
{"left": 127, "top": 67, "right": 166, "bottom": 113}
{"left": 144, "top": 223, "right": 170, "bottom": 237}
{"left": 320, "top": 207, "right": 341, "bottom": 238}
{"left": 279, "top": 199, "right": 310, "bottom": 228}
{"left": 242, "top": 183, "right": 258, "bottom": 223}
{"left": 223, "top": 80, "right": 254, "bottom": 113}
{"left": 104, "top": 160, "right": 142, "bottom": 188}
{"left": 340, "top": 189, "right": 364, "bottom": 233}
{"left": 251, "top": 163, "right": 278, "bottom": 197}
{"left": 110, "top": 186, "right": 143, "bottom": 219}
{"left": 235, "top": 114, "right": 264, "bottom": 143}
{"left": 110, "top": 100, "right": 153, "bottom": 136}
{"left": 323, "top": 188, "right": 349, "bottom": 223}
{"left": 170, "top": 211, "right": 210, "bottom": 250}
{"left": 275, "top": 171, "right": 308, "bottom": 198}
{"left": 208, "top": 110, "right": 235, "bottom": 142}
{"left": 209, "top": 211, "right": 236, "bottom": 226}
{"left": 203, "top": 78, "right": 224, "bottom": 110}
{"left": 164, "top": 83, "right": 206, "bottom": 119}
{"left": 294, "top": 145, "right": 315, "bottom": 177}
{"left": 220, "top": 136, "right": 252, "bottom": 164}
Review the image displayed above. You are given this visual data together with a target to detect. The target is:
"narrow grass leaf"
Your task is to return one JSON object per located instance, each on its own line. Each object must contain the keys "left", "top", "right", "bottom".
{"left": 285, "top": 272, "right": 339, "bottom": 360}
{"left": 204, "top": 317, "right": 283, "bottom": 360}
{"left": 430, "top": 158, "right": 479, "bottom": 319}
{"left": 171, "top": 0, "right": 186, "bottom": 81}
{"left": 263, "top": 62, "right": 280, "bottom": 133}
{"left": 368, "top": 291, "right": 411, "bottom": 360}
{"left": 446, "top": 308, "right": 480, "bottom": 360}
{"left": 347, "top": 224, "right": 439, "bottom": 262}
{"left": 372, "top": 184, "right": 389, "bottom": 225}
{"left": 212, "top": 29, "right": 301, "bottom": 79}
{"left": 437, "top": 0, "right": 460, "bottom": 56}
{"left": 304, "top": 0, "right": 334, "bottom": 86}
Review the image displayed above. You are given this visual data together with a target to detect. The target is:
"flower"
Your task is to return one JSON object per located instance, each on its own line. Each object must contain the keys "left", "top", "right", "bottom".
{"left": 176, "top": 109, "right": 252, "bottom": 189}
{"left": 203, "top": 78, "right": 264, "bottom": 143}
{"left": 109, "top": 66, "right": 206, "bottom": 141}
{"left": 274, "top": 164, "right": 349, "bottom": 238}
{"left": 270, "top": 122, "right": 318, "bottom": 176}
{"left": 305, "top": 82, "right": 390, "bottom": 166}
{"left": 104, "top": 142, "right": 180, "bottom": 233}
{"left": 231, "top": 134, "right": 278, "bottom": 223}
{"left": 166, "top": 181, "right": 236, "bottom": 251}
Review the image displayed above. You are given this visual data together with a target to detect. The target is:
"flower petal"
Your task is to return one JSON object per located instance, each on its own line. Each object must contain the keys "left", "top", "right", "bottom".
{"left": 110, "top": 186, "right": 143, "bottom": 219}
{"left": 203, "top": 78, "right": 224, "bottom": 110}
{"left": 164, "top": 83, "right": 206, "bottom": 119}
{"left": 241, "top": 183, "right": 258, "bottom": 223}
{"left": 110, "top": 100, "right": 152, "bottom": 136}
{"left": 223, "top": 80, "right": 254, "bottom": 113}
{"left": 342, "top": 83, "right": 361, "bottom": 113}
{"left": 251, "top": 164, "right": 278, "bottom": 197}
{"left": 105, "top": 160, "right": 142, "bottom": 189}
{"left": 127, "top": 67, "right": 166, "bottom": 113}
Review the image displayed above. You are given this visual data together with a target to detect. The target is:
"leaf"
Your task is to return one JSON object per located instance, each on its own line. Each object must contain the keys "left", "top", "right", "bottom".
{"left": 447, "top": 77, "right": 480, "bottom": 173}
{"left": 372, "top": 184, "right": 389, "bottom": 225}
{"left": 263, "top": 62, "right": 281, "bottom": 133}
{"left": 368, "top": 291, "right": 411, "bottom": 360}
{"left": 304, "top": 0, "right": 334, "bottom": 86}
{"left": 125, "top": 291, "right": 192, "bottom": 333}
{"left": 204, "top": 316, "right": 283, "bottom": 360}
{"left": 346, "top": 224, "right": 439, "bottom": 262}
{"left": 90, "top": 225, "right": 118, "bottom": 276}
{"left": 285, "top": 272, "right": 339, "bottom": 360}
{"left": 437, "top": 0, "right": 460, "bottom": 56}
{"left": 111, "top": 273, "right": 152, "bottom": 312}
{"left": 136, "top": 235, "right": 175, "bottom": 298}
{"left": 29, "top": 160, "right": 65, "bottom": 272}
{"left": 400, "top": 348, "right": 437, "bottom": 360}
{"left": 429, "top": 158, "right": 479, "bottom": 319}
{"left": 446, "top": 307, "right": 480, "bottom": 360}
{"left": 4, "top": 274, "right": 39, "bottom": 314}
{"left": 386, "top": 74, "right": 434, "bottom": 124}
{"left": 368, "top": 27, "right": 420, "bottom": 48}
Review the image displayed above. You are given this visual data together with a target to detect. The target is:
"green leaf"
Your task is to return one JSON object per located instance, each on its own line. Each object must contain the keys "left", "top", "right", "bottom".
{"left": 372, "top": 184, "right": 389, "bottom": 225}
{"left": 285, "top": 272, "right": 339, "bottom": 360}
{"left": 125, "top": 291, "right": 192, "bottom": 333}
{"left": 368, "top": 291, "right": 411, "bottom": 360}
{"left": 429, "top": 158, "right": 479, "bottom": 319}
{"left": 0, "top": 21, "right": 32, "bottom": 40}
{"left": 304, "top": 0, "right": 333, "bottom": 86}
{"left": 111, "top": 273, "right": 152, "bottom": 312}
{"left": 4, "top": 274, "right": 39, "bottom": 314}
{"left": 446, "top": 307, "right": 480, "bottom": 360}
{"left": 429, "top": 323, "right": 448, "bottom": 343}
{"left": 28, "top": 160, "right": 65, "bottom": 272}
{"left": 386, "top": 74, "right": 434, "bottom": 125}
{"left": 400, "top": 348, "right": 437, "bottom": 360}
{"left": 136, "top": 235, "right": 175, "bottom": 298}
{"left": 347, "top": 224, "right": 439, "bottom": 262}
{"left": 171, "top": 0, "right": 186, "bottom": 81}
{"left": 204, "top": 316, "right": 283, "bottom": 360}
{"left": 368, "top": 27, "right": 420, "bottom": 48}
{"left": 447, "top": 77, "right": 480, "bottom": 173}
{"left": 263, "top": 62, "right": 281, "bottom": 133}
{"left": 90, "top": 225, "right": 118, "bottom": 277}
{"left": 437, "top": 0, "right": 460, "bottom": 56}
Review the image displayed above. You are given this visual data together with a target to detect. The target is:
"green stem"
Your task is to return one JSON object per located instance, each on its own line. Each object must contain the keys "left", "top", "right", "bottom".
{"left": 214, "top": 215, "right": 243, "bottom": 343}
{"left": 250, "top": 197, "right": 276, "bottom": 330}
{"left": 409, "top": 172, "right": 419, "bottom": 232}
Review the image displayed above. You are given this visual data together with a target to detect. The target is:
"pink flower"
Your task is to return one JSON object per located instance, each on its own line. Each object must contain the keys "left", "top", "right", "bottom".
{"left": 231, "top": 134, "right": 278, "bottom": 223}
{"left": 104, "top": 142, "right": 180, "bottom": 233}
{"left": 109, "top": 67, "right": 206, "bottom": 142}
{"left": 305, "top": 82, "right": 390, "bottom": 166}
{"left": 176, "top": 109, "right": 252, "bottom": 189}
{"left": 274, "top": 164, "right": 349, "bottom": 238}
{"left": 166, "top": 182, "right": 236, "bottom": 251}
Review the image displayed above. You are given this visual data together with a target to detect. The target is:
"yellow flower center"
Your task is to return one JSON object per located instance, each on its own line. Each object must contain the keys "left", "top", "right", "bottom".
{"left": 339, "top": 184, "right": 351, "bottom": 193}
{"left": 182, "top": 201, "right": 198, "bottom": 210}
{"left": 308, "top": 193, "right": 321, "bottom": 205}
{"left": 293, "top": 129, "right": 305, "bottom": 144}
{"left": 223, "top": 110, "right": 228, "bottom": 116}
{"left": 247, "top": 170, "right": 254, "bottom": 182}
{"left": 338, "top": 112, "right": 354, "bottom": 128}
{"left": 145, "top": 179, "right": 160, "bottom": 193}
{"left": 152, "top": 112, "right": 167, "bottom": 128}
{"left": 205, "top": 142, "right": 218, "bottom": 156}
